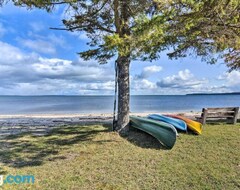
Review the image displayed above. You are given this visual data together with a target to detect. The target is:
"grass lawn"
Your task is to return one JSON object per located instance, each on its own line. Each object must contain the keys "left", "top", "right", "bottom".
{"left": 0, "top": 123, "right": 239, "bottom": 190}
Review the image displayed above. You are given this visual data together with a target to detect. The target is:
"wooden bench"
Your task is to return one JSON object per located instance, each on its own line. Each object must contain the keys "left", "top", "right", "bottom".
{"left": 196, "top": 107, "right": 239, "bottom": 125}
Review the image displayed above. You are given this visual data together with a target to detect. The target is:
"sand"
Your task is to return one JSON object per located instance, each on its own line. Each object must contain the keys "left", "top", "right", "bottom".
{"left": 0, "top": 112, "right": 201, "bottom": 138}
{"left": 0, "top": 111, "right": 201, "bottom": 119}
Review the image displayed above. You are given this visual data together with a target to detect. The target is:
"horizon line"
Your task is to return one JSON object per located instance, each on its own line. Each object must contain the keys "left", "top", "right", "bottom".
{"left": 0, "top": 92, "right": 239, "bottom": 96}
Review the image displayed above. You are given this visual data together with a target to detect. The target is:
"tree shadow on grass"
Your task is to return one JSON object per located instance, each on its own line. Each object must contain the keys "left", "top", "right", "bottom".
{"left": 124, "top": 127, "right": 167, "bottom": 150}
{"left": 0, "top": 122, "right": 173, "bottom": 169}
{"left": 0, "top": 167, "right": 7, "bottom": 175}
{"left": 0, "top": 124, "right": 111, "bottom": 168}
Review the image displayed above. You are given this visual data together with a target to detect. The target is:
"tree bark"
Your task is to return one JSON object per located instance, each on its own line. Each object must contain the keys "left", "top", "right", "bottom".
{"left": 114, "top": 55, "right": 130, "bottom": 135}
{"left": 112, "top": 0, "right": 131, "bottom": 135}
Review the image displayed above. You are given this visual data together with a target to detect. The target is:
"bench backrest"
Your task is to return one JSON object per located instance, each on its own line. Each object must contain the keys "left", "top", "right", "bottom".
{"left": 201, "top": 107, "right": 239, "bottom": 124}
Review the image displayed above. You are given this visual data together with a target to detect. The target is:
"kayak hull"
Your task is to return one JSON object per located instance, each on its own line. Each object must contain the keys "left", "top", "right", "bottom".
{"left": 148, "top": 114, "right": 187, "bottom": 131}
{"left": 166, "top": 115, "right": 203, "bottom": 135}
{"left": 130, "top": 116, "right": 177, "bottom": 149}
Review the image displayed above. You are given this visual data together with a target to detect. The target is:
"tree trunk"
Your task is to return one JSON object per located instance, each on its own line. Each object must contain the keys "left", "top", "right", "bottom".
{"left": 114, "top": 55, "right": 130, "bottom": 135}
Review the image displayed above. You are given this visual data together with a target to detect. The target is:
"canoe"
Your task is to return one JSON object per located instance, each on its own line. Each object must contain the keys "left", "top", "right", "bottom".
{"left": 148, "top": 114, "right": 187, "bottom": 131}
{"left": 165, "top": 114, "right": 203, "bottom": 135}
{"left": 130, "top": 116, "right": 177, "bottom": 149}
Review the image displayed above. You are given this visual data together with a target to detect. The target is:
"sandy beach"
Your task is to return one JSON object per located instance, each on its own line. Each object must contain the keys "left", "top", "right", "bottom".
{"left": 0, "top": 112, "right": 200, "bottom": 138}
{"left": 0, "top": 111, "right": 201, "bottom": 118}
{"left": 0, "top": 111, "right": 239, "bottom": 139}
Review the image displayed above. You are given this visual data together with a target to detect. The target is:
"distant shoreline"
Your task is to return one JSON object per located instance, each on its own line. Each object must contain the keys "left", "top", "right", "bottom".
{"left": 186, "top": 92, "right": 240, "bottom": 95}
{"left": 0, "top": 93, "right": 240, "bottom": 97}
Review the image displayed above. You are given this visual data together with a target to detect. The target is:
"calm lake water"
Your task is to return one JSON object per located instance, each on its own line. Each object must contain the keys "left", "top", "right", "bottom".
{"left": 0, "top": 95, "right": 239, "bottom": 115}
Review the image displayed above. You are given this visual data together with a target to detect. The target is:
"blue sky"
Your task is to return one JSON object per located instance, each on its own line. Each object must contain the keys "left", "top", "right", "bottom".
{"left": 0, "top": 2, "right": 240, "bottom": 95}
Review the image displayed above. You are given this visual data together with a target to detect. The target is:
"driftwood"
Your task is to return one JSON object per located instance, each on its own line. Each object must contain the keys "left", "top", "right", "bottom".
{"left": 196, "top": 107, "right": 239, "bottom": 125}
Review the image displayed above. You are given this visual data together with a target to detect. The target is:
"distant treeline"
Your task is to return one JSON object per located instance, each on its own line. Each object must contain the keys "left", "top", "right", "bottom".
{"left": 186, "top": 92, "right": 240, "bottom": 95}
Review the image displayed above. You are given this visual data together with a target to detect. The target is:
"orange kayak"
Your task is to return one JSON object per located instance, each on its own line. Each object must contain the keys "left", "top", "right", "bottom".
{"left": 165, "top": 115, "right": 203, "bottom": 135}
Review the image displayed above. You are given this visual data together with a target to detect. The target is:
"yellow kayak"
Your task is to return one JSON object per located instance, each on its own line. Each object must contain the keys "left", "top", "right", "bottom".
{"left": 166, "top": 115, "right": 203, "bottom": 135}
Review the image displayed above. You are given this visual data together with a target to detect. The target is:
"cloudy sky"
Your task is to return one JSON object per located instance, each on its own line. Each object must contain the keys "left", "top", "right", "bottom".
{"left": 0, "top": 2, "right": 239, "bottom": 95}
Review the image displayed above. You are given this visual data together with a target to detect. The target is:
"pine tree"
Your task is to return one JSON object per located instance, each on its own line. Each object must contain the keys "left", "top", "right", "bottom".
{"left": 1, "top": 0, "right": 239, "bottom": 134}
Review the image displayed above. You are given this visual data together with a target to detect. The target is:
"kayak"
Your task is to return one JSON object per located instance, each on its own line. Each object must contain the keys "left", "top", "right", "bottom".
{"left": 165, "top": 114, "right": 203, "bottom": 135}
{"left": 148, "top": 114, "right": 187, "bottom": 131}
{"left": 130, "top": 116, "right": 177, "bottom": 149}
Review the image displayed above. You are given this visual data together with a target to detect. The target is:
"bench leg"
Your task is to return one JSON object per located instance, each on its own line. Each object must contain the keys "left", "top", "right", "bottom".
{"left": 233, "top": 115, "right": 238, "bottom": 125}
{"left": 233, "top": 107, "right": 239, "bottom": 125}
{"left": 202, "top": 108, "right": 207, "bottom": 125}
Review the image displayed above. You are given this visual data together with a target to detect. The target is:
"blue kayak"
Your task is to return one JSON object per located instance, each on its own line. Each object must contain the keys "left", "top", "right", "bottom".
{"left": 148, "top": 114, "right": 187, "bottom": 131}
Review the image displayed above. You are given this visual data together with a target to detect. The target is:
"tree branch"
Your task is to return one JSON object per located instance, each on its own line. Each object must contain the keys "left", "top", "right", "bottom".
{"left": 50, "top": 22, "right": 115, "bottom": 33}
{"left": 20, "top": 0, "right": 71, "bottom": 6}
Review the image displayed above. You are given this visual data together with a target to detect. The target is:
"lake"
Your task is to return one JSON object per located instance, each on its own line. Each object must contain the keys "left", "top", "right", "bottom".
{"left": 0, "top": 95, "right": 239, "bottom": 115}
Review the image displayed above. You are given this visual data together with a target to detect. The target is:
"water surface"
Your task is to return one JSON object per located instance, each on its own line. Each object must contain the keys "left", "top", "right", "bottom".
{"left": 0, "top": 95, "right": 239, "bottom": 115}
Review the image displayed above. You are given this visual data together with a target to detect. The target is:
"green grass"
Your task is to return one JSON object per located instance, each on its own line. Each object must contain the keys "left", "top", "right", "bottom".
{"left": 0, "top": 123, "right": 239, "bottom": 190}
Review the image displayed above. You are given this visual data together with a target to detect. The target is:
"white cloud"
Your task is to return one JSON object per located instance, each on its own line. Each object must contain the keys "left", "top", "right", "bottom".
{"left": 131, "top": 68, "right": 220, "bottom": 95}
{"left": 153, "top": 69, "right": 236, "bottom": 94}
{"left": 136, "top": 65, "right": 162, "bottom": 79}
{"left": 178, "top": 69, "right": 193, "bottom": 80}
{"left": 0, "top": 41, "right": 115, "bottom": 95}
{"left": 144, "top": 65, "right": 162, "bottom": 73}
{"left": 134, "top": 79, "right": 157, "bottom": 90}
{"left": 157, "top": 69, "right": 207, "bottom": 89}
{"left": 0, "top": 41, "right": 39, "bottom": 65}
{"left": 131, "top": 75, "right": 157, "bottom": 95}
{"left": 84, "top": 81, "right": 115, "bottom": 91}
{"left": 218, "top": 71, "right": 240, "bottom": 86}
{"left": 33, "top": 58, "right": 73, "bottom": 75}
{"left": 217, "top": 71, "right": 240, "bottom": 92}
{"left": 17, "top": 38, "right": 57, "bottom": 54}
{"left": 17, "top": 32, "right": 69, "bottom": 55}
{"left": 31, "top": 57, "right": 114, "bottom": 82}
{"left": 131, "top": 65, "right": 161, "bottom": 93}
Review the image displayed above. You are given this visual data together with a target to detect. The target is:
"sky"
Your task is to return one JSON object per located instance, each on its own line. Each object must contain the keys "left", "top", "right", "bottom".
{"left": 0, "top": 2, "right": 240, "bottom": 95}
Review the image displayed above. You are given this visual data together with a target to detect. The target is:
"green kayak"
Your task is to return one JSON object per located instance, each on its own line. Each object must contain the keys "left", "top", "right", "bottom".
{"left": 130, "top": 116, "right": 177, "bottom": 149}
